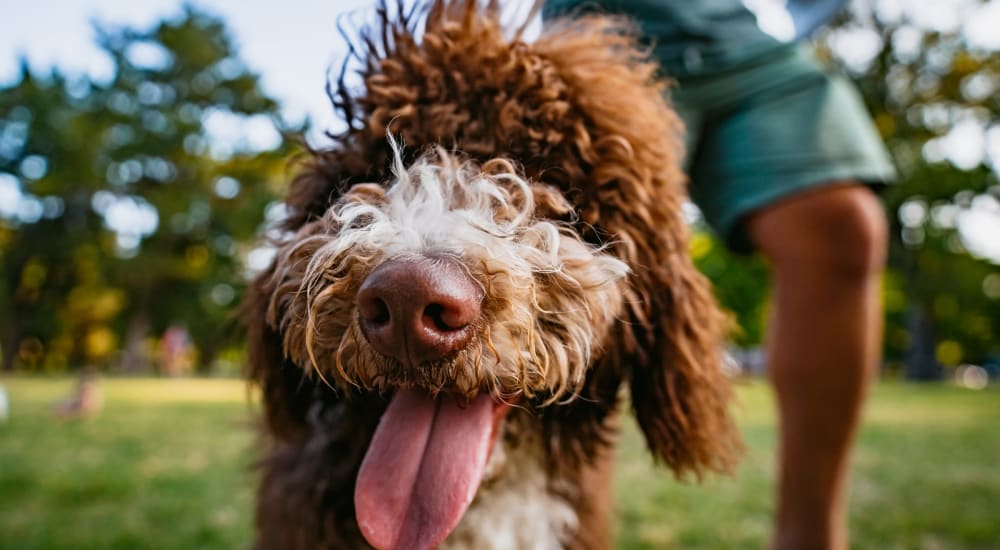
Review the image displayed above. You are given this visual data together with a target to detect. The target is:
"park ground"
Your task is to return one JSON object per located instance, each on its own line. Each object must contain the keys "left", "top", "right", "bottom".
{"left": 0, "top": 377, "right": 998, "bottom": 549}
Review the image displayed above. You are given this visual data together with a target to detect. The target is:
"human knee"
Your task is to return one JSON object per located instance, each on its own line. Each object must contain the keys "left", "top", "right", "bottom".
{"left": 753, "top": 185, "right": 888, "bottom": 280}
{"left": 814, "top": 187, "right": 887, "bottom": 278}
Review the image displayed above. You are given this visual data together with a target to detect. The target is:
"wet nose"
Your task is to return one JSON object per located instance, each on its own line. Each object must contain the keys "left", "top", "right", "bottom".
{"left": 357, "top": 258, "right": 482, "bottom": 366}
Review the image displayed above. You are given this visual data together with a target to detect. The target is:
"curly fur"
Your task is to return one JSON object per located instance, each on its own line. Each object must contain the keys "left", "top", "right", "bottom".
{"left": 269, "top": 147, "right": 627, "bottom": 404}
{"left": 245, "top": 1, "right": 742, "bottom": 548}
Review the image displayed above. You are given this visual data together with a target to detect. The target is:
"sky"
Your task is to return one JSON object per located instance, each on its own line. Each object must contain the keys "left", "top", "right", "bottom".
{"left": 1, "top": 0, "right": 373, "bottom": 139}
{"left": 1, "top": 0, "right": 999, "bottom": 263}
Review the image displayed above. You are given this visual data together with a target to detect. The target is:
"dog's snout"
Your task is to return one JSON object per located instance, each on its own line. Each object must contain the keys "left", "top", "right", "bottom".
{"left": 357, "top": 258, "right": 481, "bottom": 365}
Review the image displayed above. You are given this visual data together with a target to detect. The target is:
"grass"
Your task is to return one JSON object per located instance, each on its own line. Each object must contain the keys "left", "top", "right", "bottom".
{"left": 1, "top": 377, "right": 998, "bottom": 549}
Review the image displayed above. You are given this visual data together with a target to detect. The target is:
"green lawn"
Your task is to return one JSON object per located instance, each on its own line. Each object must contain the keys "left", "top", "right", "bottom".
{"left": 1, "top": 377, "right": 997, "bottom": 549}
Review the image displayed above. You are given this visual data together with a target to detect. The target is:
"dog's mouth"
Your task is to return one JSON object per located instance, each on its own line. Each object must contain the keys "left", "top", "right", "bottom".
{"left": 354, "top": 389, "right": 512, "bottom": 550}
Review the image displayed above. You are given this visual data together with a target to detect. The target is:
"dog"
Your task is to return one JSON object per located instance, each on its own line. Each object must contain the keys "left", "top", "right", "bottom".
{"left": 245, "top": 1, "right": 741, "bottom": 548}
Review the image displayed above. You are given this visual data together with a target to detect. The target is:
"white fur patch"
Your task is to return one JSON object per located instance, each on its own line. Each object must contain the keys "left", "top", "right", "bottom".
{"left": 442, "top": 432, "right": 578, "bottom": 550}
{"left": 315, "top": 141, "right": 626, "bottom": 283}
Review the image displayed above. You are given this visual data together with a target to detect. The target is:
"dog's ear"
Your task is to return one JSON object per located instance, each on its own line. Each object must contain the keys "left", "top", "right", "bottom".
{"left": 533, "top": 15, "right": 742, "bottom": 478}
{"left": 245, "top": 267, "right": 313, "bottom": 441}
{"left": 623, "top": 244, "right": 742, "bottom": 478}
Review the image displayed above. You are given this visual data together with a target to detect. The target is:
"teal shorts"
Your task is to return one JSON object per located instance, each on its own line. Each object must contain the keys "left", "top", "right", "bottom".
{"left": 671, "top": 45, "right": 896, "bottom": 252}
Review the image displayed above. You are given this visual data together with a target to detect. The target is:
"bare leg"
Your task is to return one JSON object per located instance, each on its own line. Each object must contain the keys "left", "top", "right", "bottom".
{"left": 747, "top": 184, "right": 888, "bottom": 550}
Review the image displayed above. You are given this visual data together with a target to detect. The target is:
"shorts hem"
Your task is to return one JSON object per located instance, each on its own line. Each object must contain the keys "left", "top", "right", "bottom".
{"left": 710, "top": 165, "right": 896, "bottom": 253}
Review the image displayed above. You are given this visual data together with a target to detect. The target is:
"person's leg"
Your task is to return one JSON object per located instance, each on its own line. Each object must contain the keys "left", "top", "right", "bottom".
{"left": 747, "top": 184, "right": 888, "bottom": 550}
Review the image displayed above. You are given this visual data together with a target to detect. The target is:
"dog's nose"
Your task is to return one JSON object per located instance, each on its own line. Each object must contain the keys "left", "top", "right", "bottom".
{"left": 357, "top": 258, "right": 482, "bottom": 366}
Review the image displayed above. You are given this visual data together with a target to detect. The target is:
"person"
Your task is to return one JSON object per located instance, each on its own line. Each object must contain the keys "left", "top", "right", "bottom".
{"left": 542, "top": 1, "right": 895, "bottom": 548}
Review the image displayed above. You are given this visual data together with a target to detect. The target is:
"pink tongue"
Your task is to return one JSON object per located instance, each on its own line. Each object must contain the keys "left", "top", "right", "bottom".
{"left": 354, "top": 390, "right": 496, "bottom": 550}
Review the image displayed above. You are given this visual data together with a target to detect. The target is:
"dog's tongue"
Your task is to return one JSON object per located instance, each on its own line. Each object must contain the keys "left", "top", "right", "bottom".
{"left": 355, "top": 390, "right": 498, "bottom": 550}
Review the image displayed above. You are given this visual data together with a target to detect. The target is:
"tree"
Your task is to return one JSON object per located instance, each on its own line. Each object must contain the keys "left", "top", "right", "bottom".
{"left": 0, "top": 7, "right": 292, "bottom": 372}
{"left": 693, "top": 1, "right": 999, "bottom": 379}
{"left": 819, "top": 1, "right": 1000, "bottom": 376}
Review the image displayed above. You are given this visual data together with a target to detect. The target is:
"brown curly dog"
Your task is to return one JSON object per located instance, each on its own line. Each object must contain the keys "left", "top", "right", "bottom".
{"left": 244, "top": 1, "right": 741, "bottom": 548}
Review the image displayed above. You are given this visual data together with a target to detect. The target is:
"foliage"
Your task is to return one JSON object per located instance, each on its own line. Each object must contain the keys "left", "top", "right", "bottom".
{"left": 821, "top": 1, "right": 1000, "bottom": 373}
{"left": 690, "top": 231, "right": 770, "bottom": 347}
{"left": 1, "top": 377, "right": 998, "bottom": 548}
{"left": 0, "top": 7, "right": 293, "bottom": 372}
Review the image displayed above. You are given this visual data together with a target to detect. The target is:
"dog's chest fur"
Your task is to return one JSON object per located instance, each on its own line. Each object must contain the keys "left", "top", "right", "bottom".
{"left": 443, "top": 420, "right": 578, "bottom": 550}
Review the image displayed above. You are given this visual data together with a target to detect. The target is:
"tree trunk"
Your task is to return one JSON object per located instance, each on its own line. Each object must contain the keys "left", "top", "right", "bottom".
{"left": 2, "top": 257, "right": 26, "bottom": 371}
{"left": 196, "top": 340, "right": 219, "bottom": 375}
{"left": 119, "top": 310, "right": 151, "bottom": 373}
{"left": 1, "top": 319, "right": 19, "bottom": 371}
{"left": 904, "top": 306, "right": 943, "bottom": 381}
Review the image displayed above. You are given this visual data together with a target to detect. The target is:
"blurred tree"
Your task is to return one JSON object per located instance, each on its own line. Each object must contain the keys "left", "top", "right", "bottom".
{"left": 697, "top": 1, "right": 999, "bottom": 379}
{"left": 819, "top": 0, "right": 1000, "bottom": 378}
{"left": 0, "top": 7, "right": 292, "bottom": 372}
{"left": 690, "top": 230, "right": 770, "bottom": 349}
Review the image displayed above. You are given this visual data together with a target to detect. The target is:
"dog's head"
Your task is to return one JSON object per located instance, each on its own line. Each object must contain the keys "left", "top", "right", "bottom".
{"left": 263, "top": 143, "right": 627, "bottom": 548}
{"left": 246, "top": 2, "right": 741, "bottom": 549}
{"left": 271, "top": 144, "right": 628, "bottom": 401}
